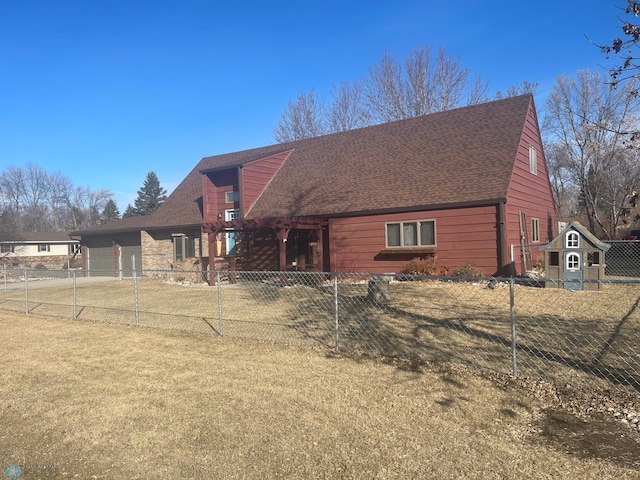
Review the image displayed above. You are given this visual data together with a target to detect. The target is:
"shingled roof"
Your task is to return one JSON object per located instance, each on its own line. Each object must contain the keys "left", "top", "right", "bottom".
{"left": 74, "top": 94, "right": 534, "bottom": 235}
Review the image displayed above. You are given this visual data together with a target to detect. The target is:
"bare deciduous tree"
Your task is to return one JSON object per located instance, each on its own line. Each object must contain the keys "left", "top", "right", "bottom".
{"left": 328, "top": 81, "right": 368, "bottom": 132}
{"left": 365, "top": 50, "right": 407, "bottom": 123}
{"left": 593, "top": 1, "right": 640, "bottom": 88}
{"left": 495, "top": 80, "right": 538, "bottom": 100}
{"left": 0, "top": 165, "right": 113, "bottom": 233}
{"left": 273, "top": 44, "right": 533, "bottom": 142}
{"left": 544, "top": 70, "right": 640, "bottom": 238}
{"left": 273, "top": 88, "right": 327, "bottom": 143}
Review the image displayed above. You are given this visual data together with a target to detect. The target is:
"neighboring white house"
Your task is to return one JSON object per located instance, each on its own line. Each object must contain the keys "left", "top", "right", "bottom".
{"left": 1, "top": 232, "right": 80, "bottom": 268}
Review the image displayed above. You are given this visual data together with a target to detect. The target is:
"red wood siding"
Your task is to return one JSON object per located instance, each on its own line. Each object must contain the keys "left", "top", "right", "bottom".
{"left": 202, "top": 169, "right": 239, "bottom": 223}
{"left": 242, "top": 150, "right": 292, "bottom": 216}
{"left": 505, "top": 100, "right": 557, "bottom": 266}
{"left": 329, "top": 205, "right": 500, "bottom": 275}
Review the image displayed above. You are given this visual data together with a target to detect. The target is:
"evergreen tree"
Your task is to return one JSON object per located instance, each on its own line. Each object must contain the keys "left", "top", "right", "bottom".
{"left": 123, "top": 204, "right": 137, "bottom": 218}
{"left": 100, "top": 199, "right": 121, "bottom": 223}
{"left": 131, "top": 172, "right": 167, "bottom": 216}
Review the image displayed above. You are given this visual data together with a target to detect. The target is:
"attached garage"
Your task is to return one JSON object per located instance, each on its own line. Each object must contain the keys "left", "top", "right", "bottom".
{"left": 82, "top": 232, "right": 142, "bottom": 276}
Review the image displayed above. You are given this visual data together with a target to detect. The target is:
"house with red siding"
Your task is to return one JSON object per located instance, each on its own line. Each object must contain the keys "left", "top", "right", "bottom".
{"left": 73, "top": 94, "right": 555, "bottom": 277}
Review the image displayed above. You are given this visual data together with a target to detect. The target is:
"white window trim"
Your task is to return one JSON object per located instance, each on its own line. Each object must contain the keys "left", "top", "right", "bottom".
{"left": 566, "top": 252, "right": 580, "bottom": 271}
{"left": 531, "top": 218, "right": 540, "bottom": 243}
{"left": 385, "top": 220, "right": 436, "bottom": 248}
{"left": 529, "top": 145, "right": 537, "bottom": 175}
{"left": 566, "top": 231, "right": 579, "bottom": 249}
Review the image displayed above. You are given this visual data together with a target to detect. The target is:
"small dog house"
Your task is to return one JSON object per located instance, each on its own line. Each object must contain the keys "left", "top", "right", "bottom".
{"left": 540, "top": 222, "right": 610, "bottom": 291}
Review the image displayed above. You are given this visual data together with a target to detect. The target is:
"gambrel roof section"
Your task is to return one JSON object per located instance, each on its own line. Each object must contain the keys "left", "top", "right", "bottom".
{"left": 74, "top": 94, "right": 535, "bottom": 235}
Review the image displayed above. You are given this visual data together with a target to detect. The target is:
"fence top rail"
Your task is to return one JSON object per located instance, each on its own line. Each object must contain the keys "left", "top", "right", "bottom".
{"left": 5, "top": 267, "right": 640, "bottom": 284}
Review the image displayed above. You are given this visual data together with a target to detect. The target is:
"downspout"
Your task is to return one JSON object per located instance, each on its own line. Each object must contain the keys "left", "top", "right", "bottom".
{"left": 237, "top": 166, "right": 243, "bottom": 217}
{"left": 498, "top": 202, "right": 509, "bottom": 276}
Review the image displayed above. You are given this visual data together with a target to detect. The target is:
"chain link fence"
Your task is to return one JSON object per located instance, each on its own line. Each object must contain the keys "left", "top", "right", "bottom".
{"left": 605, "top": 239, "right": 640, "bottom": 277}
{"left": 1, "top": 267, "right": 639, "bottom": 395}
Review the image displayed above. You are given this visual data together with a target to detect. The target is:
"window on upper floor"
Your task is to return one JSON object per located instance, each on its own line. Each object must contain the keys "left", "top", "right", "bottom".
{"left": 386, "top": 220, "right": 435, "bottom": 248}
{"left": 529, "top": 145, "right": 537, "bottom": 175}
{"left": 69, "top": 244, "right": 81, "bottom": 255}
{"left": 1, "top": 245, "right": 15, "bottom": 254}
{"left": 566, "top": 231, "right": 579, "bottom": 248}
{"left": 225, "top": 191, "right": 239, "bottom": 203}
{"left": 38, "top": 244, "right": 50, "bottom": 252}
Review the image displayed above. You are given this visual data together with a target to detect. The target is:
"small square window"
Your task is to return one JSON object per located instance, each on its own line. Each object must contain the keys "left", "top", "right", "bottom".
{"left": 38, "top": 244, "right": 50, "bottom": 252}
{"left": 225, "top": 191, "right": 239, "bottom": 203}
{"left": 588, "top": 252, "right": 600, "bottom": 266}
{"left": 549, "top": 251, "right": 559, "bottom": 266}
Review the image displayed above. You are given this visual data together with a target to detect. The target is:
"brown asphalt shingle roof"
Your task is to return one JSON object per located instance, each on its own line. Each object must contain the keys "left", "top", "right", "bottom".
{"left": 74, "top": 94, "right": 532, "bottom": 235}
{"left": 2, "top": 232, "right": 78, "bottom": 242}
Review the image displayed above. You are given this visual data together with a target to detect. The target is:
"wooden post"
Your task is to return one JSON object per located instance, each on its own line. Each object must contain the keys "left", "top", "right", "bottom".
{"left": 276, "top": 228, "right": 290, "bottom": 271}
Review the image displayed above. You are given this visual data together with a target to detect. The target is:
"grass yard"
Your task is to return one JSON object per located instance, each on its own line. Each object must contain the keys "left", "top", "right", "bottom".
{"left": 0, "top": 312, "right": 639, "bottom": 479}
{"left": 4, "top": 276, "right": 640, "bottom": 392}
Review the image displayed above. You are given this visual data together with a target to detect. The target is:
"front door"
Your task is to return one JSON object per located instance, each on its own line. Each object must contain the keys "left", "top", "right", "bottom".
{"left": 225, "top": 209, "right": 240, "bottom": 256}
{"left": 563, "top": 251, "right": 583, "bottom": 290}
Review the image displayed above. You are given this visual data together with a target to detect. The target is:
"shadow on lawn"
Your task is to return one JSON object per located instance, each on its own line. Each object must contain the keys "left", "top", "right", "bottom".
{"left": 285, "top": 290, "right": 640, "bottom": 393}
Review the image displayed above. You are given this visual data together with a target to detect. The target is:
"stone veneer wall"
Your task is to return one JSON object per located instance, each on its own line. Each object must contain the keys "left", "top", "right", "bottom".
{"left": 141, "top": 230, "right": 209, "bottom": 281}
{"left": 2, "top": 255, "right": 80, "bottom": 270}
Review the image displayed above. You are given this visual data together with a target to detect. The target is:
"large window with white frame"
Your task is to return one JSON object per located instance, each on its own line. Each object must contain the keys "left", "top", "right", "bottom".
{"left": 386, "top": 220, "right": 435, "bottom": 248}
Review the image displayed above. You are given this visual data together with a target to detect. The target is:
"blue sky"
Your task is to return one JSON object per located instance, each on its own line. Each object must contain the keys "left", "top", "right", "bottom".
{"left": 0, "top": 0, "right": 627, "bottom": 210}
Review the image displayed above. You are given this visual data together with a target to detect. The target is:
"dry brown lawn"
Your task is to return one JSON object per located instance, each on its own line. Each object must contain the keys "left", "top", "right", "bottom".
{"left": 0, "top": 311, "right": 639, "bottom": 479}
{"left": 4, "top": 276, "right": 640, "bottom": 392}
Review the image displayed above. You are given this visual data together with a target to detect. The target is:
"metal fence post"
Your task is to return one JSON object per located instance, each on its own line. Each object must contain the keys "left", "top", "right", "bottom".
{"left": 133, "top": 256, "right": 139, "bottom": 327}
{"left": 73, "top": 270, "right": 77, "bottom": 320}
{"left": 334, "top": 276, "right": 339, "bottom": 350}
{"left": 24, "top": 269, "right": 28, "bottom": 315}
{"left": 216, "top": 271, "right": 223, "bottom": 336}
{"left": 509, "top": 277, "right": 518, "bottom": 377}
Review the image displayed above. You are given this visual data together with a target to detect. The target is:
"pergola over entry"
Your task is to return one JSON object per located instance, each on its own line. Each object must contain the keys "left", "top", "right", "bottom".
{"left": 202, "top": 216, "right": 329, "bottom": 272}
